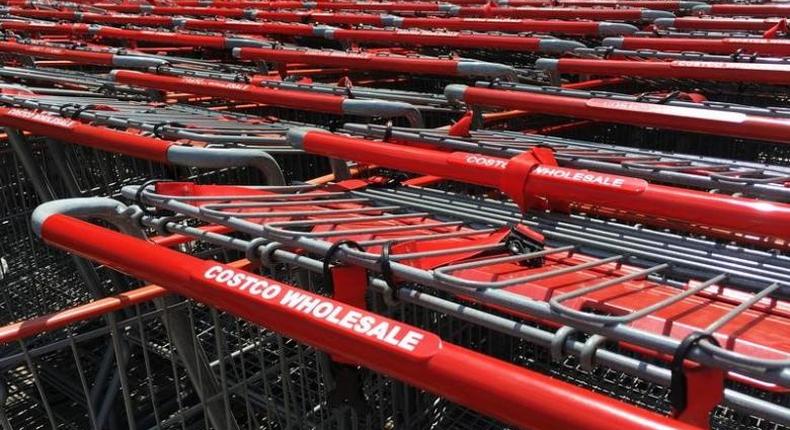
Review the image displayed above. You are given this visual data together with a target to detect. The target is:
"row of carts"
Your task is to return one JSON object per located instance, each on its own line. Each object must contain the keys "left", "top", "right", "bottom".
{"left": 0, "top": 0, "right": 789, "bottom": 429}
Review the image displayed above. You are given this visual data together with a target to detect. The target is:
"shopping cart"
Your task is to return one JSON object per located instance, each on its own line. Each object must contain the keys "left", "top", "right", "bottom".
{"left": 18, "top": 183, "right": 761, "bottom": 430}
{"left": 17, "top": 174, "right": 788, "bottom": 429}
{"left": 0, "top": 1, "right": 788, "bottom": 429}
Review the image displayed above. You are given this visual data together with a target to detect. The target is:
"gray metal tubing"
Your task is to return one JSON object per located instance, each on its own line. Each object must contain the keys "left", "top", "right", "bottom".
{"left": 5, "top": 128, "right": 55, "bottom": 200}
{"left": 44, "top": 140, "right": 82, "bottom": 197}
{"left": 166, "top": 146, "right": 286, "bottom": 186}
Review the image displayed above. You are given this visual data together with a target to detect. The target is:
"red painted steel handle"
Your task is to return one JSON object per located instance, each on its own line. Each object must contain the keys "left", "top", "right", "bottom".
{"left": 35, "top": 210, "right": 700, "bottom": 430}
{"left": 4, "top": 9, "right": 176, "bottom": 26}
{"left": 136, "top": 6, "right": 250, "bottom": 18}
{"left": 0, "top": 41, "right": 115, "bottom": 65}
{"left": 180, "top": 19, "right": 314, "bottom": 36}
{"left": 0, "top": 107, "right": 172, "bottom": 163}
{"left": 93, "top": 26, "right": 230, "bottom": 49}
{"left": 543, "top": 58, "right": 790, "bottom": 85}
{"left": 392, "top": 17, "right": 605, "bottom": 34}
{"left": 294, "top": 129, "right": 790, "bottom": 240}
{"left": 610, "top": 36, "right": 790, "bottom": 56}
{"left": 0, "top": 22, "right": 91, "bottom": 35}
{"left": 0, "top": 22, "right": 250, "bottom": 49}
{"left": 706, "top": 4, "right": 790, "bottom": 17}
{"left": 457, "top": 6, "right": 646, "bottom": 19}
{"left": 326, "top": 28, "right": 545, "bottom": 52}
{"left": 660, "top": 17, "right": 782, "bottom": 31}
{"left": 235, "top": 47, "right": 461, "bottom": 75}
{"left": 111, "top": 70, "right": 346, "bottom": 114}
{"left": 448, "top": 84, "right": 790, "bottom": 143}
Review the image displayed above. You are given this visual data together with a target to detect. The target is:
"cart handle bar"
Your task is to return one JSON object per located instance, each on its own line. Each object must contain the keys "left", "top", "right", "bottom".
{"left": 290, "top": 128, "right": 790, "bottom": 241}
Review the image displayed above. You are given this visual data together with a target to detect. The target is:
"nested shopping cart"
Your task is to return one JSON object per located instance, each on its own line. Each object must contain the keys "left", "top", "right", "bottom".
{"left": 11, "top": 169, "right": 788, "bottom": 429}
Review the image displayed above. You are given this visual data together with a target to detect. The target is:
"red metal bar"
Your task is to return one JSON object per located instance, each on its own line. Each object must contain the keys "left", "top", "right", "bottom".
{"left": 316, "top": 27, "right": 571, "bottom": 52}
{"left": 0, "top": 40, "right": 115, "bottom": 65}
{"left": 235, "top": 47, "right": 465, "bottom": 76}
{"left": 0, "top": 286, "right": 166, "bottom": 343}
{"left": 179, "top": 19, "right": 315, "bottom": 36}
{"left": 0, "top": 258, "right": 250, "bottom": 344}
{"left": 0, "top": 107, "right": 172, "bottom": 162}
{"left": 655, "top": 17, "right": 785, "bottom": 31}
{"left": 446, "top": 84, "right": 790, "bottom": 143}
{"left": 607, "top": 36, "right": 790, "bottom": 56}
{"left": 698, "top": 4, "right": 790, "bottom": 17}
{"left": 510, "top": 0, "right": 694, "bottom": 9}
{"left": 2, "top": 9, "right": 177, "bottom": 26}
{"left": 369, "top": 16, "right": 608, "bottom": 34}
{"left": 293, "top": 129, "right": 790, "bottom": 240}
{"left": 0, "top": 22, "right": 268, "bottom": 49}
{"left": 110, "top": 70, "right": 346, "bottom": 114}
{"left": 539, "top": 58, "right": 790, "bottom": 85}
{"left": 34, "top": 209, "right": 700, "bottom": 430}
{"left": 456, "top": 6, "right": 655, "bottom": 20}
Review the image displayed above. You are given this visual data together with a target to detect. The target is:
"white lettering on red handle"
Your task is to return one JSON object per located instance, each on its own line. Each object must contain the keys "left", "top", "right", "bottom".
{"left": 183, "top": 76, "right": 249, "bottom": 91}
{"left": 464, "top": 154, "right": 509, "bottom": 169}
{"left": 6, "top": 108, "right": 76, "bottom": 128}
{"left": 532, "top": 165, "right": 648, "bottom": 193}
{"left": 203, "top": 265, "right": 425, "bottom": 352}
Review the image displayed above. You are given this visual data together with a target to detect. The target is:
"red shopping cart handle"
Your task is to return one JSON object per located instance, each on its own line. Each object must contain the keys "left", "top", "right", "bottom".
{"left": 444, "top": 84, "right": 790, "bottom": 143}
{"left": 109, "top": 70, "right": 418, "bottom": 124}
{"left": 0, "top": 107, "right": 172, "bottom": 162}
{"left": 0, "top": 22, "right": 272, "bottom": 49}
{"left": 455, "top": 6, "right": 675, "bottom": 21}
{"left": 30, "top": 198, "right": 699, "bottom": 430}
{"left": 604, "top": 36, "right": 790, "bottom": 56}
{"left": 530, "top": 0, "right": 702, "bottom": 11}
{"left": 1, "top": 9, "right": 178, "bottom": 26}
{"left": 111, "top": 70, "right": 347, "bottom": 114}
{"left": 234, "top": 47, "right": 515, "bottom": 79}
{"left": 536, "top": 57, "right": 790, "bottom": 85}
{"left": 315, "top": 26, "right": 586, "bottom": 52}
{"left": 178, "top": 18, "right": 315, "bottom": 36}
{"left": 0, "top": 40, "right": 167, "bottom": 68}
{"left": 289, "top": 128, "right": 790, "bottom": 241}
{"left": 383, "top": 15, "right": 638, "bottom": 35}
{"left": 654, "top": 17, "right": 786, "bottom": 32}
{"left": 694, "top": 3, "right": 790, "bottom": 17}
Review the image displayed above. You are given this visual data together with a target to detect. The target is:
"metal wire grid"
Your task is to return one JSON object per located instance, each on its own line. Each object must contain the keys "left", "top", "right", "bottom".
{"left": 0, "top": 136, "right": 96, "bottom": 324}
{"left": 0, "top": 265, "right": 508, "bottom": 430}
{"left": 100, "top": 178, "right": 790, "bottom": 426}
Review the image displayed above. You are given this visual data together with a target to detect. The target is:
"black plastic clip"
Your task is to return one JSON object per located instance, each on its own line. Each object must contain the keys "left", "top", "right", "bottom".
{"left": 322, "top": 239, "right": 365, "bottom": 295}
{"left": 68, "top": 103, "right": 99, "bottom": 120}
{"left": 670, "top": 332, "right": 720, "bottom": 415}
{"left": 134, "top": 179, "right": 173, "bottom": 219}
{"left": 382, "top": 120, "right": 394, "bottom": 142}
{"left": 380, "top": 241, "right": 402, "bottom": 303}
{"left": 505, "top": 225, "right": 545, "bottom": 268}
{"left": 152, "top": 121, "right": 184, "bottom": 139}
